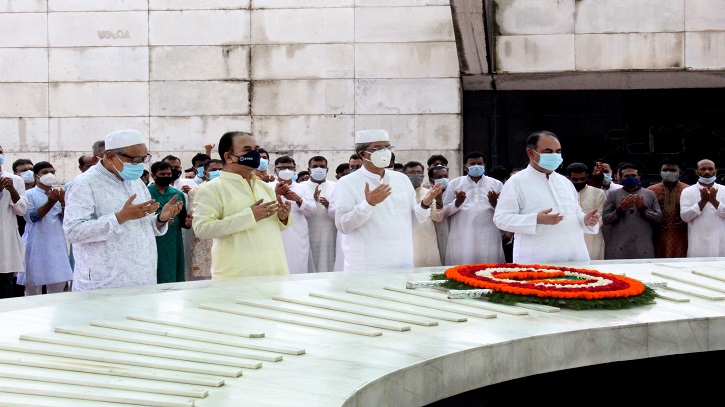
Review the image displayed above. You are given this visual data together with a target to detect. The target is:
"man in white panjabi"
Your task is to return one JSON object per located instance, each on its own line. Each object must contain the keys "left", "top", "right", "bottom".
{"left": 680, "top": 159, "right": 725, "bottom": 257}
{"left": 269, "top": 155, "right": 317, "bottom": 274}
{"left": 0, "top": 145, "right": 29, "bottom": 299}
{"left": 566, "top": 162, "right": 606, "bottom": 260}
{"left": 333, "top": 129, "right": 444, "bottom": 271}
{"left": 493, "top": 130, "right": 600, "bottom": 263}
{"left": 442, "top": 151, "right": 505, "bottom": 266}
{"left": 63, "top": 130, "right": 183, "bottom": 291}
{"left": 403, "top": 161, "right": 444, "bottom": 267}
{"left": 300, "top": 155, "right": 338, "bottom": 273}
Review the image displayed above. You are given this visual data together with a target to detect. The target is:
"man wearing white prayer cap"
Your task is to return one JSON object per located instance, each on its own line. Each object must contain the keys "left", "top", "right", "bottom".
{"left": 63, "top": 129, "right": 183, "bottom": 291}
{"left": 332, "top": 129, "right": 444, "bottom": 271}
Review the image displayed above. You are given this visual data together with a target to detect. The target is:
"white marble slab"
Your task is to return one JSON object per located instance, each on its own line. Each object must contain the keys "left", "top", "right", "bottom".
{"left": 2, "top": 259, "right": 725, "bottom": 406}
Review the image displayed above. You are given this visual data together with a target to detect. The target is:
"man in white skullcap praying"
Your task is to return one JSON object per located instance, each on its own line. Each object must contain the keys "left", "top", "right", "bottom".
{"left": 333, "top": 129, "right": 443, "bottom": 271}
{"left": 63, "top": 129, "right": 183, "bottom": 291}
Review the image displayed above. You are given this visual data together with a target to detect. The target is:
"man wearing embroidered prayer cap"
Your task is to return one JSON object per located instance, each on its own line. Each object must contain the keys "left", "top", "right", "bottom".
{"left": 63, "top": 129, "right": 183, "bottom": 291}
{"left": 332, "top": 129, "right": 444, "bottom": 271}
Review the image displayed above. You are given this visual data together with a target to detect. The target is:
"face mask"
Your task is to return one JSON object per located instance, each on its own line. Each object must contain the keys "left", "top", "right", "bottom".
{"left": 0, "top": 154, "right": 4, "bottom": 166}
{"left": 408, "top": 174, "right": 424, "bottom": 188}
{"left": 699, "top": 175, "right": 717, "bottom": 185}
{"left": 349, "top": 167, "right": 358, "bottom": 173}
{"left": 193, "top": 176, "right": 204, "bottom": 185}
{"left": 257, "top": 158, "right": 269, "bottom": 171}
{"left": 154, "top": 176, "right": 173, "bottom": 187}
{"left": 277, "top": 168, "right": 296, "bottom": 181}
{"left": 209, "top": 170, "right": 221, "bottom": 180}
{"left": 467, "top": 165, "right": 485, "bottom": 178}
{"left": 196, "top": 167, "right": 204, "bottom": 177}
{"left": 236, "top": 149, "right": 261, "bottom": 169}
{"left": 170, "top": 169, "right": 181, "bottom": 181}
{"left": 310, "top": 168, "right": 327, "bottom": 182}
{"left": 110, "top": 157, "right": 145, "bottom": 181}
{"left": 572, "top": 182, "right": 587, "bottom": 192}
{"left": 533, "top": 151, "right": 563, "bottom": 172}
{"left": 621, "top": 177, "right": 640, "bottom": 189}
{"left": 365, "top": 149, "right": 392, "bottom": 168}
{"left": 434, "top": 178, "right": 450, "bottom": 188}
{"left": 603, "top": 173, "right": 613, "bottom": 184}
{"left": 20, "top": 170, "right": 35, "bottom": 184}
{"left": 661, "top": 171, "right": 679, "bottom": 183}
{"left": 39, "top": 173, "right": 57, "bottom": 187}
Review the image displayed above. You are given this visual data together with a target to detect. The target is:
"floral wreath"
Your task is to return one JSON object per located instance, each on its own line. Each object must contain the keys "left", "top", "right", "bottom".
{"left": 432, "top": 263, "right": 656, "bottom": 310}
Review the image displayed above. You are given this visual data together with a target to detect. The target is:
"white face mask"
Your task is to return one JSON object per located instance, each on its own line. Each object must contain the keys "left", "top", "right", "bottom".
{"left": 39, "top": 173, "right": 58, "bottom": 187}
{"left": 20, "top": 170, "right": 35, "bottom": 184}
{"left": 277, "top": 168, "right": 295, "bottom": 181}
{"left": 365, "top": 148, "right": 392, "bottom": 168}
{"left": 310, "top": 167, "right": 327, "bottom": 181}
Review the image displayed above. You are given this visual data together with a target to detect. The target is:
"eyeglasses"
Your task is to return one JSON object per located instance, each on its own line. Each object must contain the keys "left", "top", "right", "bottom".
{"left": 368, "top": 146, "right": 395, "bottom": 153}
{"left": 120, "top": 153, "right": 152, "bottom": 164}
{"left": 277, "top": 166, "right": 296, "bottom": 171}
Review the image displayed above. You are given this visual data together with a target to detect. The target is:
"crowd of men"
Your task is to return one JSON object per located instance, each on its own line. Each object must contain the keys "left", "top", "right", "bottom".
{"left": 1, "top": 128, "right": 724, "bottom": 298}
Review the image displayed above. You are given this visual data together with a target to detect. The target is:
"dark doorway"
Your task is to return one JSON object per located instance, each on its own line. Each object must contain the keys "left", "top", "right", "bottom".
{"left": 463, "top": 88, "right": 725, "bottom": 186}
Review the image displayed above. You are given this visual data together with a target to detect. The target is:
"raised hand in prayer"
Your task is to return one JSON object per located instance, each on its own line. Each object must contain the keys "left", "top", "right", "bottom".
{"left": 284, "top": 189, "right": 303, "bottom": 206}
{"left": 276, "top": 196, "right": 291, "bottom": 223}
{"left": 364, "top": 182, "right": 391, "bottom": 206}
{"left": 158, "top": 194, "right": 183, "bottom": 225}
{"left": 204, "top": 143, "right": 216, "bottom": 155}
{"left": 584, "top": 208, "right": 600, "bottom": 227}
{"left": 487, "top": 190, "right": 500, "bottom": 207}
{"left": 116, "top": 194, "right": 160, "bottom": 224}
{"left": 422, "top": 183, "right": 444, "bottom": 208}
{"left": 0, "top": 177, "right": 16, "bottom": 193}
{"left": 619, "top": 195, "right": 636, "bottom": 211}
{"left": 181, "top": 185, "right": 192, "bottom": 194}
{"left": 251, "top": 199, "right": 279, "bottom": 222}
{"left": 314, "top": 186, "right": 330, "bottom": 208}
{"left": 536, "top": 208, "right": 564, "bottom": 225}
{"left": 454, "top": 189, "right": 467, "bottom": 207}
{"left": 275, "top": 182, "right": 289, "bottom": 198}
{"left": 47, "top": 188, "right": 63, "bottom": 204}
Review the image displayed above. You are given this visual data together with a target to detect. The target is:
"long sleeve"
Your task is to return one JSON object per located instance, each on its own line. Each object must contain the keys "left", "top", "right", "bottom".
{"left": 334, "top": 188, "right": 375, "bottom": 234}
{"left": 492, "top": 177, "right": 539, "bottom": 235}
{"left": 64, "top": 177, "right": 125, "bottom": 244}
{"left": 9, "top": 176, "right": 28, "bottom": 217}
{"left": 192, "top": 185, "right": 261, "bottom": 240}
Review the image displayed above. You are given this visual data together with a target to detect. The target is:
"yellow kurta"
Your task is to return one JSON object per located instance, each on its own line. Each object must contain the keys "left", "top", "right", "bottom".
{"left": 191, "top": 171, "right": 290, "bottom": 279}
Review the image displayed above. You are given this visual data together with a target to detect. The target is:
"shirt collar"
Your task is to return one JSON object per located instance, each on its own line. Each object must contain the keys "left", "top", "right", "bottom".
{"left": 359, "top": 166, "right": 388, "bottom": 181}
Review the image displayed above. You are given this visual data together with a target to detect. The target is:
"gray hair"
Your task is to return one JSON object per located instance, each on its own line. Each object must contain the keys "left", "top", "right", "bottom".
{"left": 106, "top": 147, "right": 126, "bottom": 157}
{"left": 92, "top": 140, "right": 105, "bottom": 157}
{"left": 354, "top": 142, "right": 371, "bottom": 156}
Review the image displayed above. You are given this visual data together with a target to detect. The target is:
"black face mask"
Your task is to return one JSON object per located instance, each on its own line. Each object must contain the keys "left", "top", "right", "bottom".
{"left": 573, "top": 182, "right": 587, "bottom": 191}
{"left": 154, "top": 176, "right": 173, "bottom": 187}
{"left": 170, "top": 169, "right": 181, "bottom": 181}
{"left": 235, "top": 149, "right": 261, "bottom": 169}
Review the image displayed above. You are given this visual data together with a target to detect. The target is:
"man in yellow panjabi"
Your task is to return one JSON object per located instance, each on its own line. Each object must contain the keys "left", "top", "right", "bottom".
{"left": 191, "top": 131, "right": 292, "bottom": 278}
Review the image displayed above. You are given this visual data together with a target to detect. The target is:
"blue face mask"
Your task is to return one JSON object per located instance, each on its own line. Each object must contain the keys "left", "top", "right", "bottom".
{"left": 194, "top": 176, "right": 204, "bottom": 185}
{"left": 467, "top": 165, "right": 485, "bottom": 178}
{"left": 621, "top": 176, "right": 640, "bottom": 189}
{"left": 0, "top": 154, "right": 4, "bottom": 167}
{"left": 349, "top": 167, "right": 358, "bottom": 173}
{"left": 209, "top": 170, "right": 221, "bottom": 180}
{"left": 257, "top": 158, "right": 269, "bottom": 171}
{"left": 113, "top": 161, "right": 145, "bottom": 181}
{"left": 196, "top": 166, "right": 204, "bottom": 177}
{"left": 533, "top": 151, "right": 563, "bottom": 172}
{"left": 434, "top": 178, "right": 450, "bottom": 188}
{"left": 310, "top": 167, "right": 327, "bottom": 181}
{"left": 699, "top": 175, "right": 717, "bottom": 185}
{"left": 603, "top": 173, "right": 613, "bottom": 184}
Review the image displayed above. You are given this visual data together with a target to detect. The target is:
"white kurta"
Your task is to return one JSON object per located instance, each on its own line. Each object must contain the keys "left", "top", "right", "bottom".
{"left": 64, "top": 163, "right": 168, "bottom": 291}
{"left": 413, "top": 186, "right": 443, "bottom": 267}
{"left": 271, "top": 180, "right": 317, "bottom": 274}
{"left": 442, "top": 175, "right": 504, "bottom": 265}
{"left": 19, "top": 187, "right": 73, "bottom": 287}
{"left": 578, "top": 185, "right": 606, "bottom": 260}
{"left": 0, "top": 172, "right": 28, "bottom": 274}
{"left": 493, "top": 165, "right": 598, "bottom": 263}
{"left": 680, "top": 182, "right": 725, "bottom": 257}
{"left": 334, "top": 167, "right": 430, "bottom": 271}
{"left": 300, "top": 179, "right": 337, "bottom": 273}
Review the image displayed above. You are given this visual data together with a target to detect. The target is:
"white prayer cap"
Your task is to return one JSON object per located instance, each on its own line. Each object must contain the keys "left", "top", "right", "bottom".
{"left": 105, "top": 129, "right": 146, "bottom": 150}
{"left": 355, "top": 129, "right": 389, "bottom": 144}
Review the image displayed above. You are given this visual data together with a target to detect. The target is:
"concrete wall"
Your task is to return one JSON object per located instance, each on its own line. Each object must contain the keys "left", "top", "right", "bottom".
{"left": 494, "top": 0, "right": 725, "bottom": 73}
{"left": 0, "top": 0, "right": 461, "bottom": 183}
